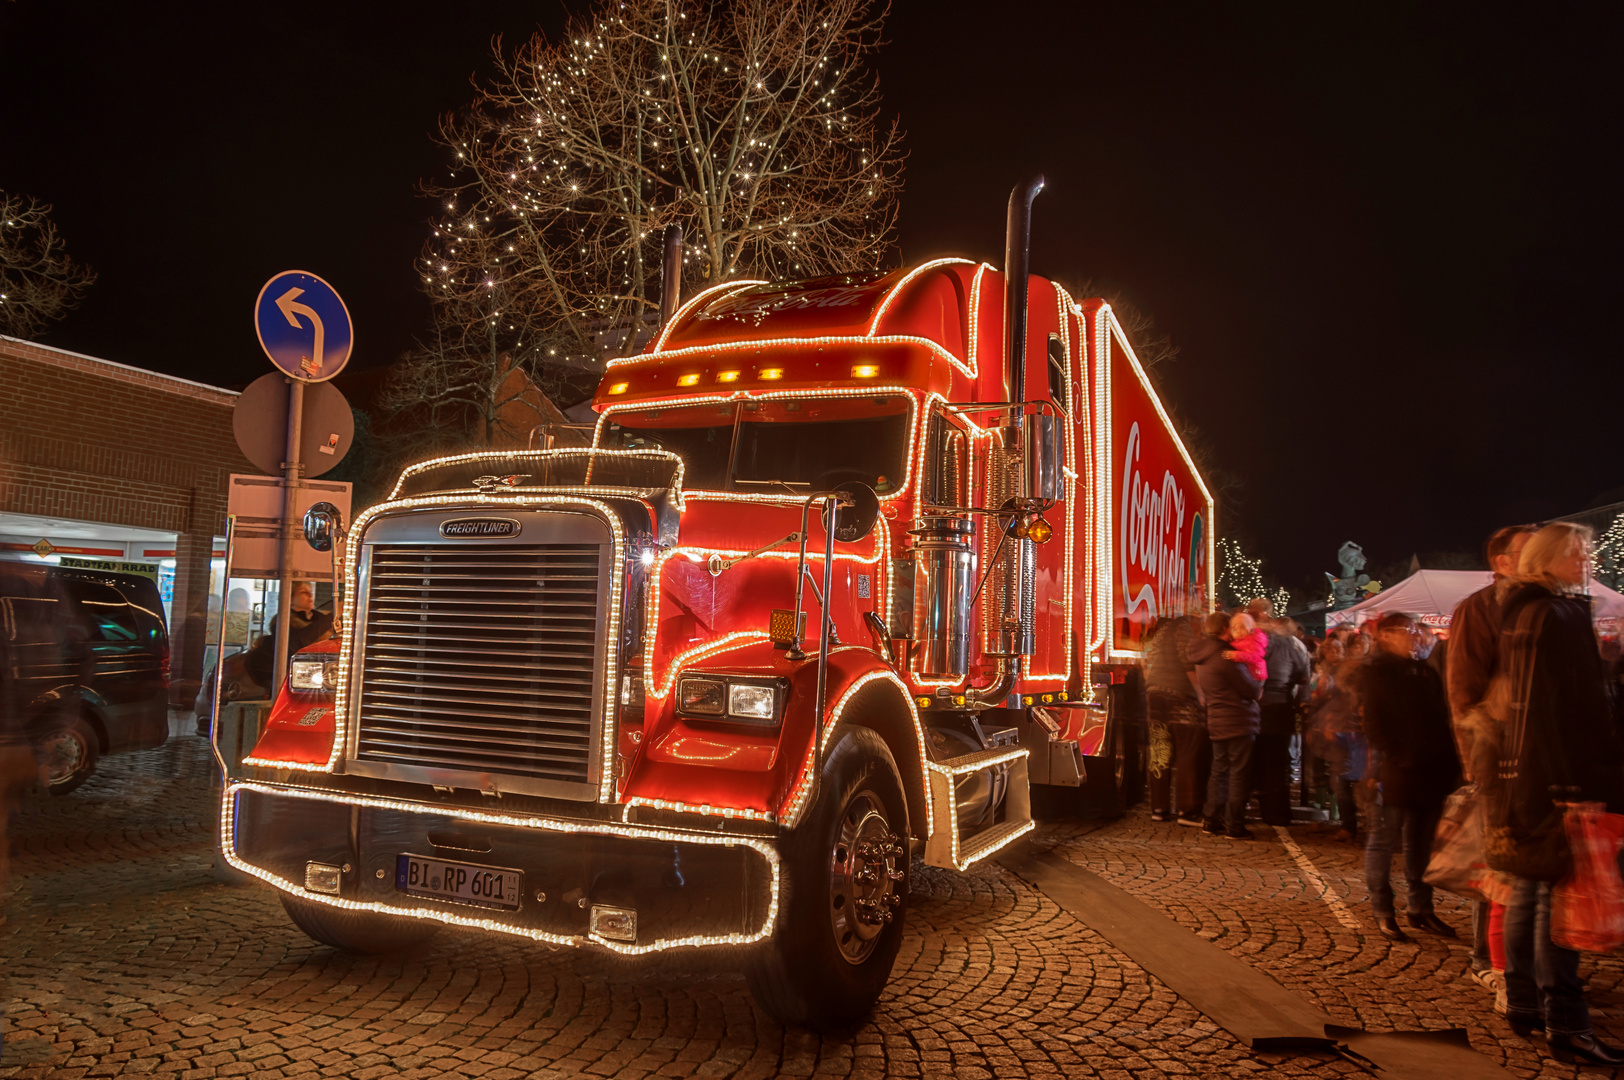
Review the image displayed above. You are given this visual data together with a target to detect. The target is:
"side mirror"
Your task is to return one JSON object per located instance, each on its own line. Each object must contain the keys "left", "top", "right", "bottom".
{"left": 1023, "top": 414, "right": 1064, "bottom": 502}
{"left": 303, "top": 502, "right": 343, "bottom": 552}
{"left": 819, "top": 482, "right": 880, "bottom": 543}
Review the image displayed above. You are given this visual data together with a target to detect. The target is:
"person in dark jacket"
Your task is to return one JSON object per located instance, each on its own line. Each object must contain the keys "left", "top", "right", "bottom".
{"left": 1249, "top": 600, "right": 1310, "bottom": 826}
{"left": 1354, "top": 612, "right": 1461, "bottom": 943}
{"left": 1191, "top": 611, "right": 1264, "bottom": 839}
{"left": 1446, "top": 524, "right": 1535, "bottom": 993}
{"left": 1144, "top": 614, "right": 1208, "bottom": 825}
{"left": 1489, "top": 523, "right": 1624, "bottom": 1066}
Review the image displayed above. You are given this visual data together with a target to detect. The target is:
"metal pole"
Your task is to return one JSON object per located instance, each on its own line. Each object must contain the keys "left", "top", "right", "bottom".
{"left": 271, "top": 377, "right": 305, "bottom": 696}
{"left": 208, "top": 514, "right": 236, "bottom": 779}
{"left": 812, "top": 494, "right": 840, "bottom": 738}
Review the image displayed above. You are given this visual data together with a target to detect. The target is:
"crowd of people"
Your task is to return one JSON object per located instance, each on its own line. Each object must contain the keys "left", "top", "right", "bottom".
{"left": 1142, "top": 521, "right": 1624, "bottom": 1067}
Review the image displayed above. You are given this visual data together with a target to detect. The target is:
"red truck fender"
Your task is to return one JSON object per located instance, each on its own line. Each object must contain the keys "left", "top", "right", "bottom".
{"left": 773, "top": 648, "right": 933, "bottom": 843}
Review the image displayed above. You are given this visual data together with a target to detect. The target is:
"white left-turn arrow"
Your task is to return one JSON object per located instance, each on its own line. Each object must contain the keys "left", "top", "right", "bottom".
{"left": 275, "top": 286, "right": 326, "bottom": 375}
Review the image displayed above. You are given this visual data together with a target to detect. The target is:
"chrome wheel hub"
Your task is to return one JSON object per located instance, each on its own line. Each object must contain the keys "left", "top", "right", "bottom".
{"left": 828, "top": 792, "right": 904, "bottom": 965}
{"left": 39, "top": 729, "right": 86, "bottom": 786}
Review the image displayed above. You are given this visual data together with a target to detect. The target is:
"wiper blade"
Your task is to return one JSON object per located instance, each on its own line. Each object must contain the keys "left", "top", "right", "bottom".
{"left": 734, "top": 477, "right": 810, "bottom": 495}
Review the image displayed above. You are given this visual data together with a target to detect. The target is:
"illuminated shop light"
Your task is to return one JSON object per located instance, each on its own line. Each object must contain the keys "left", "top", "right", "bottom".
{"left": 219, "top": 780, "right": 781, "bottom": 955}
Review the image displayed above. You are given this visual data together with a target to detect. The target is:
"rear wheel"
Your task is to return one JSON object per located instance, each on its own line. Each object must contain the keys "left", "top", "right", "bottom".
{"left": 280, "top": 892, "right": 441, "bottom": 954}
{"left": 746, "top": 724, "right": 909, "bottom": 1029}
{"left": 34, "top": 714, "right": 99, "bottom": 795}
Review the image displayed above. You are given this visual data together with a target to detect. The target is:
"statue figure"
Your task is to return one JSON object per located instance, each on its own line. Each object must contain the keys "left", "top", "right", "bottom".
{"left": 1326, "top": 541, "right": 1372, "bottom": 610}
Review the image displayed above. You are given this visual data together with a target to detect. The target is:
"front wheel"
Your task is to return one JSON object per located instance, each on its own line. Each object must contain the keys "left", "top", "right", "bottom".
{"left": 34, "top": 714, "right": 99, "bottom": 795}
{"left": 746, "top": 724, "right": 910, "bottom": 1029}
{"left": 280, "top": 891, "right": 441, "bottom": 954}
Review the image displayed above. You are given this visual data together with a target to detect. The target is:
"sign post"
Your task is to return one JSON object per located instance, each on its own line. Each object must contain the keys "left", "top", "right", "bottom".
{"left": 252, "top": 271, "right": 353, "bottom": 695}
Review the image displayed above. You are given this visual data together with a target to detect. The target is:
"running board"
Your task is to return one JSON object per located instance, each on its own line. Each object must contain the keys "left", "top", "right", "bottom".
{"left": 924, "top": 747, "right": 1034, "bottom": 870}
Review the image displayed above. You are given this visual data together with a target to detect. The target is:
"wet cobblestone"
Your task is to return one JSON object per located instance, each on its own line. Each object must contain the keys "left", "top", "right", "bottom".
{"left": 2, "top": 728, "right": 1617, "bottom": 1077}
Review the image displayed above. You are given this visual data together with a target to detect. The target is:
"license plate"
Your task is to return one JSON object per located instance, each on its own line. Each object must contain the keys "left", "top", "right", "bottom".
{"left": 395, "top": 854, "right": 522, "bottom": 910}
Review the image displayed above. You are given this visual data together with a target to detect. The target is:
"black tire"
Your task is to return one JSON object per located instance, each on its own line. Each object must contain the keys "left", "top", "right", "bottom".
{"left": 746, "top": 724, "right": 910, "bottom": 1029}
{"left": 280, "top": 891, "right": 441, "bottom": 955}
{"left": 34, "top": 714, "right": 99, "bottom": 796}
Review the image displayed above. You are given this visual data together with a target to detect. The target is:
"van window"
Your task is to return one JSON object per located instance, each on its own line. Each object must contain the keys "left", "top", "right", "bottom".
{"left": 66, "top": 582, "right": 143, "bottom": 642}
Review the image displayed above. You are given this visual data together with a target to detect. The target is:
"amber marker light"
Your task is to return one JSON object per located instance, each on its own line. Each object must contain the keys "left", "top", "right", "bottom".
{"left": 676, "top": 373, "right": 701, "bottom": 387}
{"left": 758, "top": 368, "right": 784, "bottom": 380}
{"left": 850, "top": 364, "right": 879, "bottom": 378}
{"left": 608, "top": 382, "right": 630, "bottom": 395}
{"left": 1027, "top": 515, "right": 1054, "bottom": 544}
{"left": 716, "top": 370, "right": 741, "bottom": 383}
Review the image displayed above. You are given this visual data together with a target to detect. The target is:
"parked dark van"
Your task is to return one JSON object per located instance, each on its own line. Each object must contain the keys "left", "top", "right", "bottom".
{"left": 0, "top": 564, "right": 170, "bottom": 793}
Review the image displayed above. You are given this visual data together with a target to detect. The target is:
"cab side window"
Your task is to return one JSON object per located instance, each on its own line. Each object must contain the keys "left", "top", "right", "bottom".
{"left": 926, "top": 408, "right": 970, "bottom": 509}
{"left": 1047, "top": 334, "right": 1069, "bottom": 415}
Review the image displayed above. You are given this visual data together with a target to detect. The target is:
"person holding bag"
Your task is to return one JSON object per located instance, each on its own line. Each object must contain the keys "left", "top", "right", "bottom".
{"left": 1487, "top": 522, "right": 1624, "bottom": 1067}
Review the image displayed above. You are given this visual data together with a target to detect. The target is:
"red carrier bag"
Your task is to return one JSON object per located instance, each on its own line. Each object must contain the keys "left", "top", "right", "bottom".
{"left": 1550, "top": 802, "right": 1624, "bottom": 953}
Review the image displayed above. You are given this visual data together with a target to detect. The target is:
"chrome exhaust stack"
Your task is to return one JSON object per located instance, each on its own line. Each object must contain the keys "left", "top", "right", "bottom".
{"left": 658, "top": 225, "right": 684, "bottom": 327}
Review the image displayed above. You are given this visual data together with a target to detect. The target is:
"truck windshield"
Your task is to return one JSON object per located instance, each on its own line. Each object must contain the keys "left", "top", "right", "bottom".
{"left": 603, "top": 395, "right": 911, "bottom": 494}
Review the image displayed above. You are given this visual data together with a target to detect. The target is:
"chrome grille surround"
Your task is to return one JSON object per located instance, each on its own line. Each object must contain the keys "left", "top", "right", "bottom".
{"left": 343, "top": 508, "right": 615, "bottom": 800}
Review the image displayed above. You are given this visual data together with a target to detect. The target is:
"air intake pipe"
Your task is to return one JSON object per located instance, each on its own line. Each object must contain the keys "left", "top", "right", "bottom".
{"left": 1003, "top": 175, "right": 1045, "bottom": 422}
{"left": 658, "top": 225, "right": 684, "bottom": 327}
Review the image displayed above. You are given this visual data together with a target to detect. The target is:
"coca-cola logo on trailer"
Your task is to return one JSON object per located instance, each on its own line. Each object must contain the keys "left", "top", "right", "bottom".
{"left": 1119, "top": 422, "right": 1204, "bottom": 635}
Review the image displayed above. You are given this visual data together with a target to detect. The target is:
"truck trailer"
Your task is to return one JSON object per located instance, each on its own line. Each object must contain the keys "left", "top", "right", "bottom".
{"left": 221, "top": 179, "right": 1215, "bottom": 1027}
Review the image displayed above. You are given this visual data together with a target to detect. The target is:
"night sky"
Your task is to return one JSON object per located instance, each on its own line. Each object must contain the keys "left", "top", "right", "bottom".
{"left": 3, "top": 2, "right": 1620, "bottom": 594}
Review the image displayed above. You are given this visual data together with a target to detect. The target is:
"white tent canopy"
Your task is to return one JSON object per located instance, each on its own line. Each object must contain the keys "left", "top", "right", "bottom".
{"left": 1325, "top": 569, "right": 1624, "bottom": 629}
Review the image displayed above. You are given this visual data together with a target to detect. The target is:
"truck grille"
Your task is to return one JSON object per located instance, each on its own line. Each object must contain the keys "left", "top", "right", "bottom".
{"left": 354, "top": 543, "right": 603, "bottom": 786}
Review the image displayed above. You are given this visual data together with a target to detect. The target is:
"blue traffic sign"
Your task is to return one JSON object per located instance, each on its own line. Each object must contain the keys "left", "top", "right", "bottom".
{"left": 253, "top": 270, "right": 353, "bottom": 382}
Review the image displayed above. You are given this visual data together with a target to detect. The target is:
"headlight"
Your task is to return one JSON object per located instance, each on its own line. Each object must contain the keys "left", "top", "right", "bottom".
{"left": 676, "top": 674, "right": 785, "bottom": 725}
{"left": 288, "top": 658, "right": 340, "bottom": 692}
{"left": 678, "top": 677, "right": 725, "bottom": 715}
{"left": 728, "top": 683, "right": 776, "bottom": 721}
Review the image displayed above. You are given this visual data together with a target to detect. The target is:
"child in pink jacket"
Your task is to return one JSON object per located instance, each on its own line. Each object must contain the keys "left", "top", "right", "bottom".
{"left": 1224, "top": 612, "right": 1270, "bottom": 682}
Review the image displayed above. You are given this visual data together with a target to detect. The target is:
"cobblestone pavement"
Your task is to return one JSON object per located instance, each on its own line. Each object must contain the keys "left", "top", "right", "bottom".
{"left": 2, "top": 727, "right": 1619, "bottom": 1078}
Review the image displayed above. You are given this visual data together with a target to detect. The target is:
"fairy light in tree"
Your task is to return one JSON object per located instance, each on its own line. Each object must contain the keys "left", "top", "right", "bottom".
{"left": 1593, "top": 510, "right": 1624, "bottom": 592}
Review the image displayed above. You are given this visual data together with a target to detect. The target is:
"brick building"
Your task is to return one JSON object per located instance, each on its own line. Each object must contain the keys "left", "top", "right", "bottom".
{"left": 0, "top": 335, "right": 256, "bottom": 704}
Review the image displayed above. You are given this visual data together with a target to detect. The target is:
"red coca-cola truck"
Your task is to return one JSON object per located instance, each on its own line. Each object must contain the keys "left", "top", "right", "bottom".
{"left": 222, "top": 179, "right": 1214, "bottom": 1027}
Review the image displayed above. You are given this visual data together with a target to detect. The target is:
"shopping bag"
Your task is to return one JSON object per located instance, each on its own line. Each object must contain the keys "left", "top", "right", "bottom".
{"left": 1424, "top": 784, "right": 1491, "bottom": 902}
{"left": 1550, "top": 802, "right": 1624, "bottom": 953}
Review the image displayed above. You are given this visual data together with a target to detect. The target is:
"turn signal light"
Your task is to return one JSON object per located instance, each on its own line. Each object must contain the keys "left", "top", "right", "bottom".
{"left": 1026, "top": 515, "right": 1054, "bottom": 544}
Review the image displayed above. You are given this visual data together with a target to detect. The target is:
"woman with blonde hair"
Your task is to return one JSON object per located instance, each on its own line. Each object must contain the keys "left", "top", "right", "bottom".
{"left": 1488, "top": 521, "right": 1624, "bottom": 1065}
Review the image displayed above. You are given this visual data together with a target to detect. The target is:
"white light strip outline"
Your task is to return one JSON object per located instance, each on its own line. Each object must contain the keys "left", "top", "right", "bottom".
{"left": 386, "top": 447, "right": 688, "bottom": 511}
{"left": 965, "top": 263, "right": 990, "bottom": 386}
{"left": 595, "top": 385, "right": 923, "bottom": 506}
{"left": 924, "top": 746, "right": 1033, "bottom": 870}
{"left": 219, "top": 780, "right": 781, "bottom": 954}
{"left": 864, "top": 258, "right": 977, "bottom": 338}
{"left": 1090, "top": 305, "right": 1217, "bottom": 660}
{"left": 1020, "top": 283, "right": 1080, "bottom": 686}
{"left": 649, "top": 280, "right": 767, "bottom": 353}
{"left": 245, "top": 493, "right": 626, "bottom": 805}
{"left": 623, "top": 796, "right": 776, "bottom": 824}
{"left": 608, "top": 333, "right": 980, "bottom": 381}
{"left": 777, "top": 669, "right": 933, "bottom": 839}
{"left": 648, "top": 632, "right": 773, "bottom": 699}
{"left": 954, "top": 819, "right": 1036, "bottom": 872}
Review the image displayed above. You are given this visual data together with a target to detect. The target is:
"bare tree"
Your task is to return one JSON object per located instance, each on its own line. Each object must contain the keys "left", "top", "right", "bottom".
{"left": 0, "top": 191, "right": 96, "bottom": 339}
{"left": 416, "top": 0, "right": 904, "bottom": 392}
